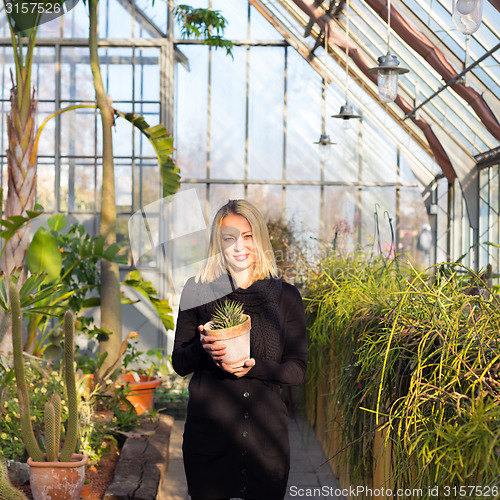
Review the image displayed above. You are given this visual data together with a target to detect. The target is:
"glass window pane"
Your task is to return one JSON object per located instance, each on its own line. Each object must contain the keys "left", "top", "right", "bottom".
{"left": 248, "top": 47, "right": 284, "bottom": 181}
{"left": 360, "top": 188, "right": 396, "bottom": 254}
{"left": 63, "top": 0, "right": 90, "bottom": 38}
{"left": 36, "top": 102, "right": 56, "bottom": 157}
{"left": 134, "top": 161, "right": 160, "bottom": 208}
{"left": 286, "top": 50, "right": 321, "bottom": 181}
{"left": 36, "top": 161, "right": 56, "bottom": 212}
{"left": 362, "top": 121, "right": 397, "bottom": 183}
{"left": 61, "top": 48, "right": 95, "bottom": 102}
{"left": 134, "top": 0, "right": 167, "bottom": 35}
{"left": 212, "top": 0, "right": 248, "bottom": 39}
{"left": 247, "top": 184, "right": 283, "bottom": 221}
{"left": 135, "top": 49, "right": 160, "bottom": 102}
{"left": 210, "top": 47, "right": 246, "bottom": 180}
{"left": 101, "top": 48, "right": 134, "bottom": 102}
{"left": 399, "top": 187, "right": 429, "bottom": 268}
{"left": 60, "top": 107, "right": 96, "bottom": 157}
{"left": 250, "top": 4, "right": 285, "bottom": 41}
{"left": 176, "top": 45, "right": 209, "bottom": 179}
{"left": 285, "top": 185, "right": 320, "bottom": 252}
{"left": 34, "top": 48, "right": 56, "bottom": 102}
{"left": 116, "top": 162, "right": 133, "bottom": 211}
{"left": 324, "top": 186, "right": 358, "bottom": 253}
{"left": 208, "top": 184, "right": 245, "bottom": 222}
{"left": 101, "top": 0, "right": 133, "bottom": 38}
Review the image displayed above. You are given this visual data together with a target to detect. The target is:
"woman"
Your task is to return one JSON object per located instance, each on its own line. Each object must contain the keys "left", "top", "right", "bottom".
{"left": 172, "top": 199, "right": 307, "bottom": 500}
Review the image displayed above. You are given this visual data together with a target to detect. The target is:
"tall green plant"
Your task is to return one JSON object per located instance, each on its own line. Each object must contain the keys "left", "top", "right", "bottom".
{"left": 304, "top": 253, "right": 405, "bottom": 484}
{"left": 11, "top": 282, "right": 79, "bottom": 462}
{"left": 370, "top": 264, "right": 500, "bottom": 492}
{"left": 1, "top": 1, "right": 64, "bottom": 277}
{"left": 86, "top": 0, "right": 231, "bottom": 375}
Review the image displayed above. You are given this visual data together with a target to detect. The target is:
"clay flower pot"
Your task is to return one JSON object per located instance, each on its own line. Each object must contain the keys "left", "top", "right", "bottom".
{"left": 80, "top": 481, "right": 91, "bottom": 498}
{"left": 204, "top": 314, "right": 251, "bottom": 367}
{"left": 27, "top": 453, "right": 87, "bottom": 500}
{"left": 122, "top": 372, "right": 162, "bottom": 415}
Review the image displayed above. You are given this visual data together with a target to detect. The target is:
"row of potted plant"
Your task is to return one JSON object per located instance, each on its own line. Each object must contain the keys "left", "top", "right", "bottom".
{"left": 303, "top": 252, "right": 500, "bottom": 497}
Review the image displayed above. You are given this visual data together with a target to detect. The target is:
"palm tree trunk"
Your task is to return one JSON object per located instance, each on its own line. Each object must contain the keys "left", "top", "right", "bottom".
{"left": 0, "top": 27, "right": 38, "bottom": 353}
{"left": 89, "top": 0, "right": 123, "bottom": 374}
{"left": 4, "top": 84, "right": 37, "bottom": 277}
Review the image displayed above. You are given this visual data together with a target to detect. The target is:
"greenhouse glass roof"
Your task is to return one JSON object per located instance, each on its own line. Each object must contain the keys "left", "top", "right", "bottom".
{"left": 249, "top": 0, "right": 499, "bottom": 179}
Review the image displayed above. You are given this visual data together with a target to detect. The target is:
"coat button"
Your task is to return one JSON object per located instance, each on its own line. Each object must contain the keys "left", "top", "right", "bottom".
{"left": 242, "top": 431, "right": 249, "bottom": 438}
{"left": 243, "top": 412, "right": 249, "bottom": 419}
{"left": 241, "top": 449, "right": 248, "bottom": 456}
{"left": 243, "top": 391, "right": 250, "bottom": 398}
{"left": 241, "top": 486, "right": 247, "bottom": 493}
{"left": 241, "top": 468, "right": 247, "bottom": 474}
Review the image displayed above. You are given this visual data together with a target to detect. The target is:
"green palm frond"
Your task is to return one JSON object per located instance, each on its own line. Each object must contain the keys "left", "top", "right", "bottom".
{"left": 115, "top": 110, "right": 181, "bottom": 198}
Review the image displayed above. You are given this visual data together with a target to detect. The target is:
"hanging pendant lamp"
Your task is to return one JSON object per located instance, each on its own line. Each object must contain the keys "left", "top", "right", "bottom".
{"left": 314, "top": 134, "right": 334, "bottom": 163}
{"left": 452, "top": 0, "right": 483, "bottom": 34}
{"left": 332, "top": 0, "right": 360, "bottom": 125}
{"left": 368, "top": 0, "right": 409, "bottom": 103}
{"left": 314, "top": 28, "right": 335, "bottom": 162}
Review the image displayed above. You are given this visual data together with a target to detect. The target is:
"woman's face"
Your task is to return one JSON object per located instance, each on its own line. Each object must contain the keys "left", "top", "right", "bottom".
{"left": 220, "top": 213, "right": 256, "bottom": 273}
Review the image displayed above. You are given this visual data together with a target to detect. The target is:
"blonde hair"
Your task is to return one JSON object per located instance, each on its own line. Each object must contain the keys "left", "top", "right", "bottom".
{"left": 196, "top": 199, "right": 278, "bottom": 284}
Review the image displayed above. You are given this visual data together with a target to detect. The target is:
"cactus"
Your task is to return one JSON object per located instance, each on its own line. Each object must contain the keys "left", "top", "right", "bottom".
{"left": 10, "top": 282, "right": 44, "bottom": 463}
{"left": 59, "top": 311, "right": 79, "bottom": 462}
{"left": 10, "top": 283, "right": 80, "bottom": 462}
{"left": 0, "top": 456, "right": 28, "bottom": 500}
{"left": 210, "top": 300, "right": 246, "bottom": 329}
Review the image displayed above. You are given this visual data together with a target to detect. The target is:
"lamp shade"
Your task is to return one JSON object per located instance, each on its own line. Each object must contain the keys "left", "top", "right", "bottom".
{"left": 331, "top": 104, "right": 361, "bottom": 120}
{"left": 314, "top": 134, "right": 334, "bottom": 163}
{"left": 452, "top": 0, "right": 483, "bottom": 34}
{"left": 368, "top": 54, "right": 409, "bottom": 103}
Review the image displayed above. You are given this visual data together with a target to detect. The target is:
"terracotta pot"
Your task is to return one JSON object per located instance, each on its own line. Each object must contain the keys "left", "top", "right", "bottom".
{"left": 122, "top": 372, "right": 162, "bottom": 415}
{"left": 91, "top": 409, "right": 114, "bottom": 424}
{"left": 80, "top": 481, "right": 91, "bottom": 498}
{"left": 28, "top": 454, "right": 87, "bottom": 500}
{"left": 204, "top": 314, "right": 251, "bottom": 367}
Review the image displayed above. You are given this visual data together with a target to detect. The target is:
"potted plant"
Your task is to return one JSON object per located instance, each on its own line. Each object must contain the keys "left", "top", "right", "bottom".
{"left": 10, "top": 283, "right": 87, "bottom": 500}
{"left": 119, "top": 335, "right": 165, "bottom": 415}
{"left": 203, "top": 300, "right": 251, "bottom": 367}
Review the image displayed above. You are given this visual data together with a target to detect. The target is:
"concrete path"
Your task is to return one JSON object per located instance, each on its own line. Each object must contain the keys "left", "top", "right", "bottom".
{"left": 159, "top": 413, "right": 343, "bottom": 500}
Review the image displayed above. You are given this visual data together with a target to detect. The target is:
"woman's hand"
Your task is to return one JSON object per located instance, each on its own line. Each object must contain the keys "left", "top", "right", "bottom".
{"left": 221, "top": 358, "right": 255, "bottom": 378}
{"left": 199, "top": 325, "right": 227, "bottom": 364}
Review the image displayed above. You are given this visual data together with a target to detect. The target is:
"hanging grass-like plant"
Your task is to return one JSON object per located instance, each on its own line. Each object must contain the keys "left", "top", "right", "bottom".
{"left": 304, "top": 252, "right": 407, "bottom": 485}
{"left": 305, "top": 254, "right": 500, "bottom": 495}
{"left": 372, "top": 264, "right": 500, "bottom": 493}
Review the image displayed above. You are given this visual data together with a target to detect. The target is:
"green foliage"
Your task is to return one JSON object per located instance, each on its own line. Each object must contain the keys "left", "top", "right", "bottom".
{"left": 10, "top": 283, "right": 79, "bottom": 462}
{"left": 304, "top": 253, "right": 404, "bottom": 484}
{"left": 0, "top": 186, "right": 43, "bottom": 264}
{"left": 174, "top": 4, "right": 234, "bottom": 56}
{"left": 0, "top": 358, "right": 69, "bottom": 462}
{"left": 23, "top": 215, "right": 127, "bottom": 355}
{"left": 121, "top": 333, "right": 169, "bottom": 380}
{"left": 210, "top": 300, "right": 245, "bottom": 330}
{"left": 115, "top": 112, "right": 180, "bottom": 198}
{"left": 122, "top": 270, "right": 174, "bottom": 332}
{"left": 26, "top": 226, "right": 62, "bottom": 284}
{"left": 305, "top": 254, "right": 500, "bottom": 492}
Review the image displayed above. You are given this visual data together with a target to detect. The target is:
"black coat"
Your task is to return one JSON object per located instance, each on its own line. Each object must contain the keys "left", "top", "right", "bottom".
{"left": 172, "top": 277, "right": 308, "bottom": 499}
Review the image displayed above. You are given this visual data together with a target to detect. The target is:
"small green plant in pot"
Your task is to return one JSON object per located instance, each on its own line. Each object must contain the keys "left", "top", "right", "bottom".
{"left": 204, "top": 300, "right": 251, "bottom": 367}
{"left": 10, "top": 283, "right": 87, "bottom": 500}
